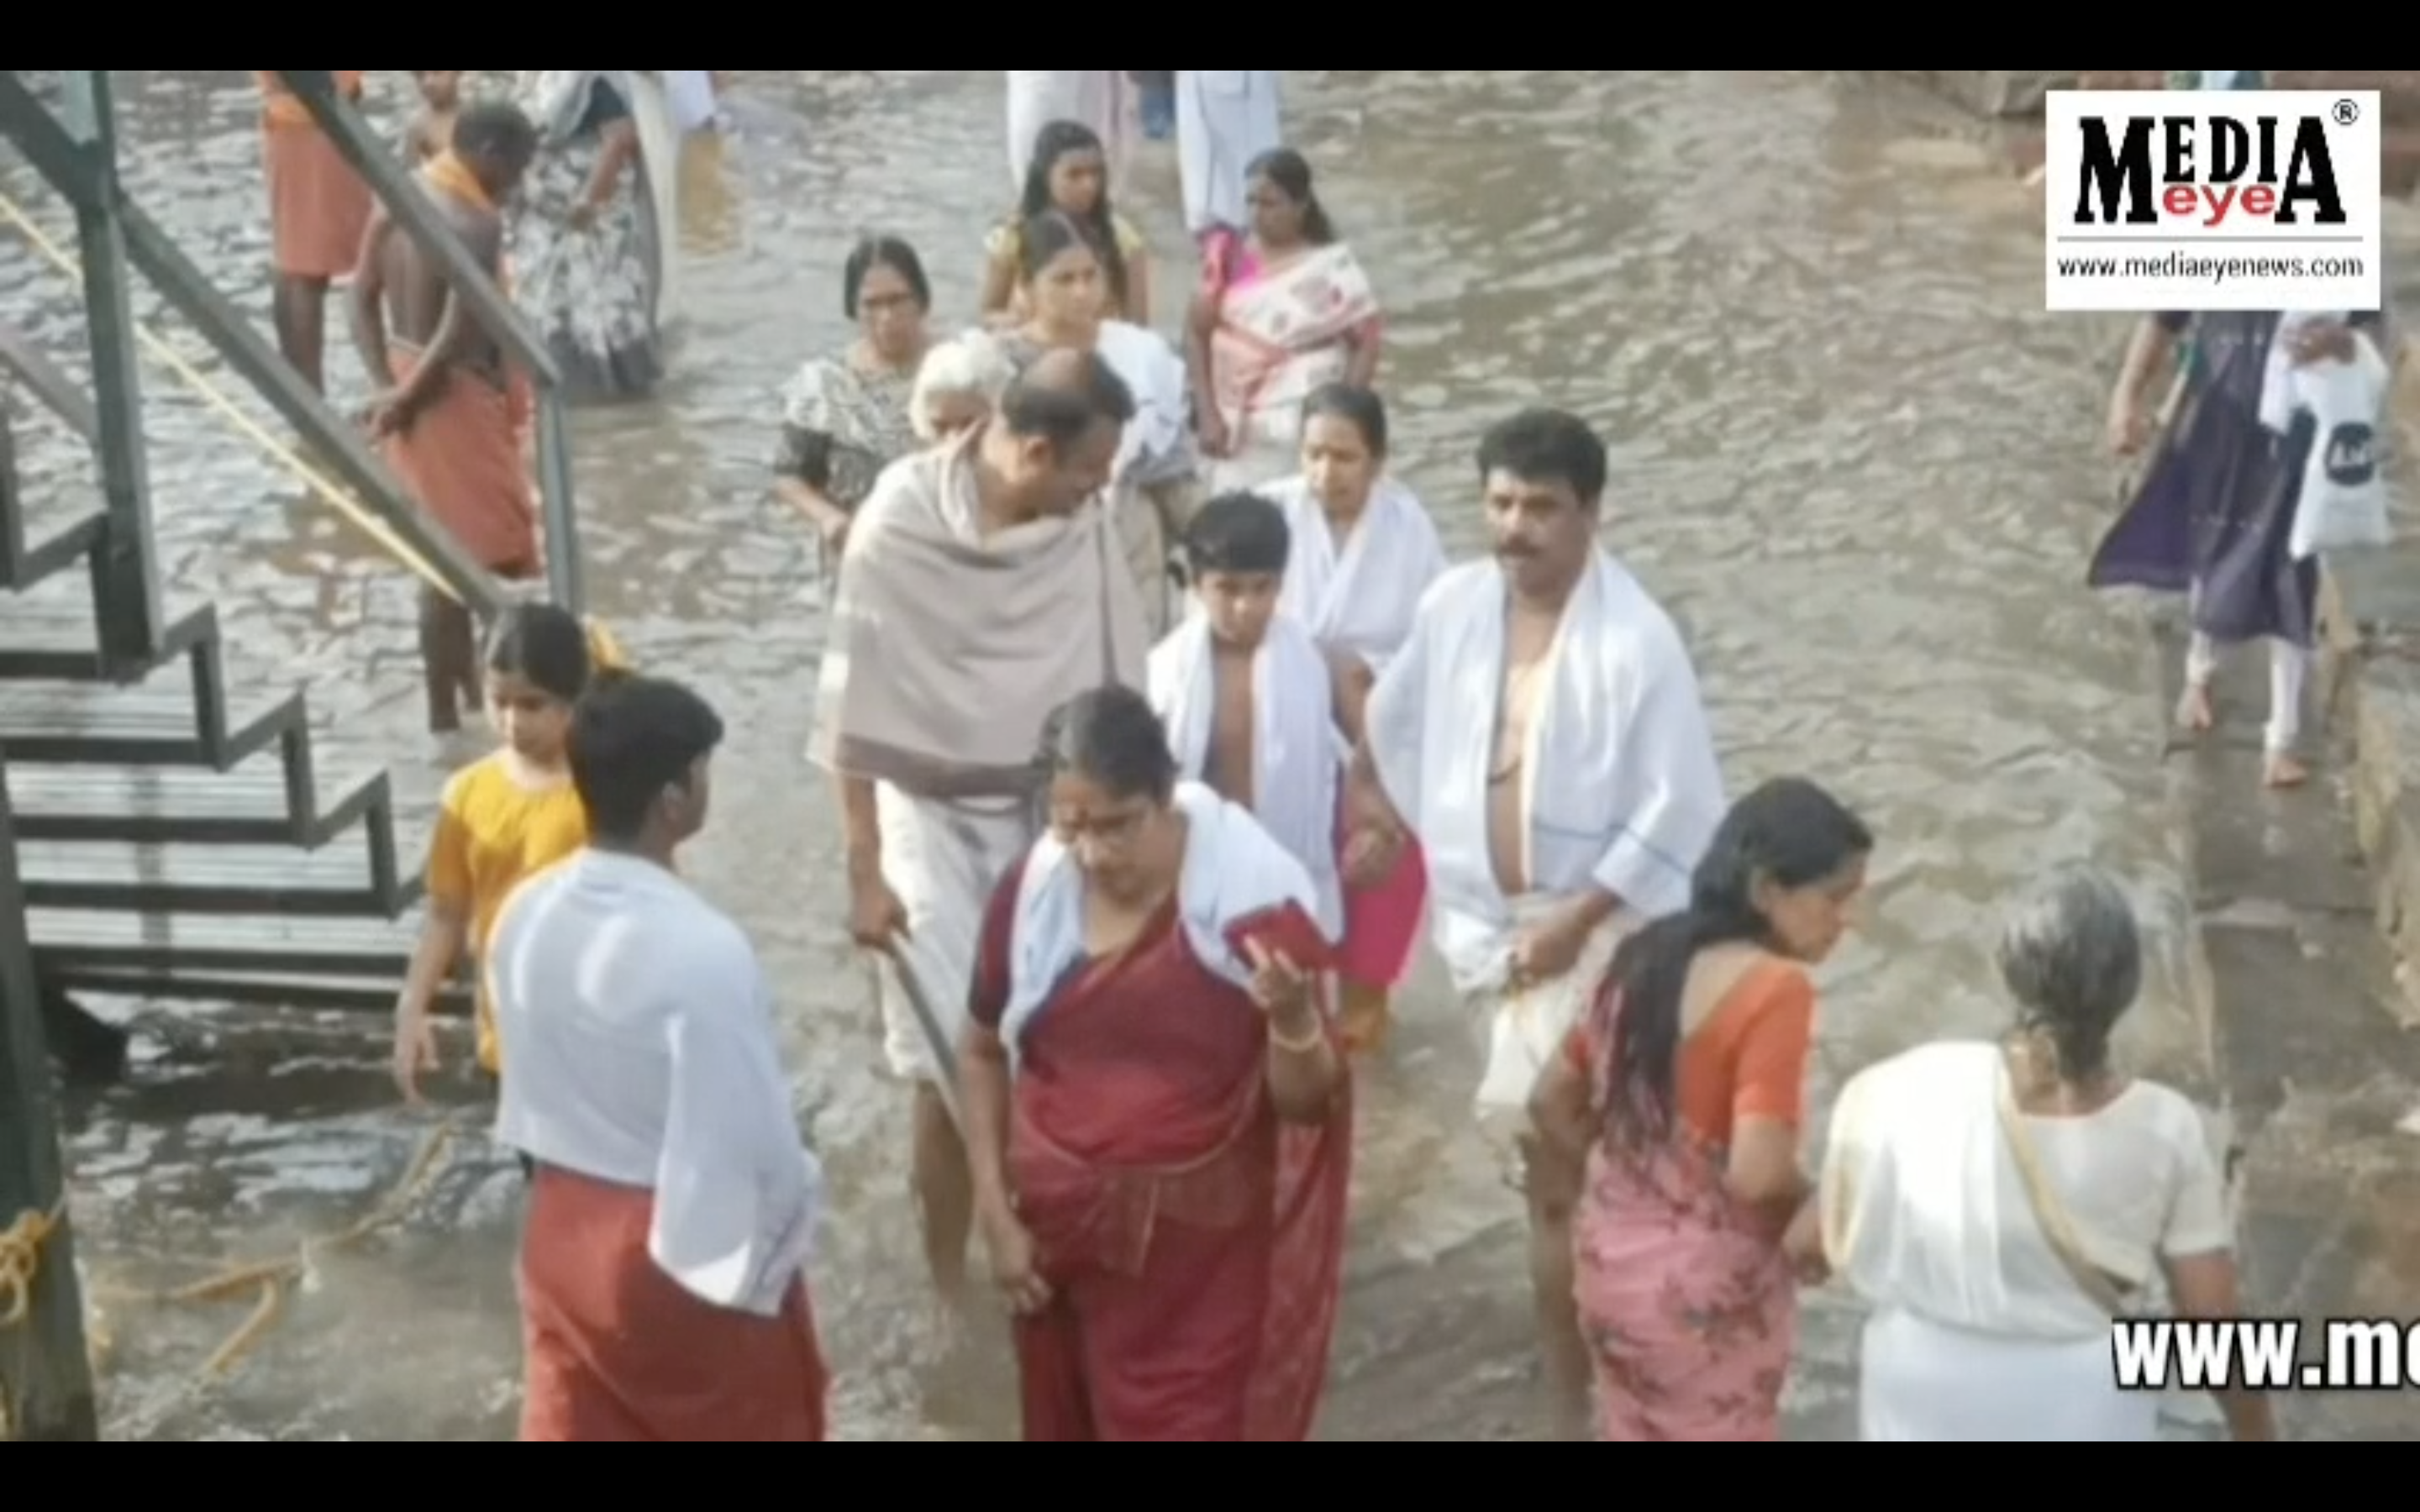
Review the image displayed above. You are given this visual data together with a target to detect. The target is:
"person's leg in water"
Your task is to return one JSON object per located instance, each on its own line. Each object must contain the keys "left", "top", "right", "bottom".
{"left": 418, "top": 585, "right": 479, "bottom": 736}
{"left": 2181, "top": 622, "right": 2312, "bottom": 789}
{"left": 912, "top": 1079, "right": 974, "bottom": 1306}
{"left": 272, "top": 274, "right": 334, "bottom": 395}
{"left": 1519, "top": 1131, "right": 1591, "bottom": 1441}
{"left": 1136, "top": 72, "right": 1176, "bottom": 140}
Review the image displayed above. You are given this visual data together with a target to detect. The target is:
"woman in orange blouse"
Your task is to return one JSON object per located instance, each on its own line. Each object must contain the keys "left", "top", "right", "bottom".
{"left": 1529, "top": 777, "right": 1871, "bottom": 1441}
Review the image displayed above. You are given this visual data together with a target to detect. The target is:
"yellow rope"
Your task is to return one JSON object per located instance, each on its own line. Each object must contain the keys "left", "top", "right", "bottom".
{"left": 0, "top": 1116, "right": 465, "bottom": 1439}
{"left": 101, "top": 1118, "right": 466, "bottom": 1389}
{"left": 0, "top": 1194, "right": 65, "bottom": 1331}
{"left": 0, "top": 1194, "right": 66, "bottom": 1441}
{"left": 0, "top": 187, "right": 463, "bottom": 603}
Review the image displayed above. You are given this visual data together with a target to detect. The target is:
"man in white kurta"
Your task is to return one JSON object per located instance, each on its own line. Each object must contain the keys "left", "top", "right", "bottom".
{"left": 1176, "top": 71, "right": 1284, "bottom": 239}
{"left": 493, "top": 674, "right": 829, "bottom": 1442}
{"left": 1005, "top": 71, "right": 1128, "bottom": 191}
{"left": 1360, "top": 407, "right": 1726, "bottom": 1440}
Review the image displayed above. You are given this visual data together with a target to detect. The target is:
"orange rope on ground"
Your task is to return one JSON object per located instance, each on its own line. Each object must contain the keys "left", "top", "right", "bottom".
{"left": 0, "top": 1194, "right": 66, "bottom": 1441}
{"left": 0, "top": 1196, "right": 63, "bottom": 1331}
{"left": 97, "top": 1119, "right": 465, "bottom": 1393}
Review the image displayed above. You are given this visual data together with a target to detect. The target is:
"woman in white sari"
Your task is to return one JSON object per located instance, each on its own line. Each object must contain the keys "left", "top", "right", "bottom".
{"left": 983, "top": 212, "right": 1198, "bottom": 637}
{"left": 1799, "top": 865, "right": 2276, "bottom": 1441}
{"left": 510, "top": 71, "right": 681, "bottom": 402}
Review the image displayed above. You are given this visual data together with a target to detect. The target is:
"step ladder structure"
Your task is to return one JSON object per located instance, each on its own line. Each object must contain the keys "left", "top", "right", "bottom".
{"left": 0, "top": 69, "right": 586, "bottom": 1441}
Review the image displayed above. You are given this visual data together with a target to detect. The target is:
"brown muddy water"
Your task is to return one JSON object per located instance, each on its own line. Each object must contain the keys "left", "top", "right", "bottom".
{"left": 1, "top": 71, "right": 2196, "bottom": 1441}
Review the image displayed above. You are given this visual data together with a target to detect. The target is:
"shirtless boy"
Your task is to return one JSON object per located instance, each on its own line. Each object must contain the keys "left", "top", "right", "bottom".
{"left": 350, "top": 99, "right": 543, "bottom": 748}
{"left": 1150, "top": 493, "right": 1355, "bottom": 946}
{"left": 405, "top": 71, "right": 465, "bottom": 163}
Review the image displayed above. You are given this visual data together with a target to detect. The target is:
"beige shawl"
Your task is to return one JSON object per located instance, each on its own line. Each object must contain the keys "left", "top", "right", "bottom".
{"left": 810, "top": 430, "right": 1150, "bottom": 797}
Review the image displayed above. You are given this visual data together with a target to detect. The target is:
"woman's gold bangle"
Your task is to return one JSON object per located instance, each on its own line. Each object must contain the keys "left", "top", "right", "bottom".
{"left": 1269, "top": 1016, "right": 1327, "bottom": 1056}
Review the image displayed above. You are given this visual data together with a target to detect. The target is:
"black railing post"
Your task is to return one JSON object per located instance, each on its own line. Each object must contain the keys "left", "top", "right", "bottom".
{"left": 279, "top": 71, "right": 585, "bottom": 617}
{"left": 0, "top": 772, "right": 100, "bottom": 1442}
{"left": 0, "top": 72, "right": 508, "bottom": 622}
{"left": 52, "top": 70, "right": 160, "bottom": 668}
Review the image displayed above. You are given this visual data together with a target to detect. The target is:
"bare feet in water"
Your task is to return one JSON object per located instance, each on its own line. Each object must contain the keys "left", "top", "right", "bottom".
{"left": 2264, "top": 752, "right": 2309, "bottom": 789}
{"left": 2175, "top": 681, "right": 2215, "bottom": 734}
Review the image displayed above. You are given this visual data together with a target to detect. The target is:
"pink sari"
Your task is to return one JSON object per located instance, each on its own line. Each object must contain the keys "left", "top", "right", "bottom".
{"left": 1570, "top": 993, "right": 1797, "bottom": 1441}
{"left": 970, "top": 862, "right": 1354, "bottom": 1442}
{"left": 1202, "top": 234, "right": 1381, "bottom": 488}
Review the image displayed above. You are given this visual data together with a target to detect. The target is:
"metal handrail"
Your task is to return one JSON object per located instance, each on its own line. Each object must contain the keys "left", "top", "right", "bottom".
{"left": 277, "top": 71, "right": 583, "bottom": 615}
{"left": 0, "top": 71, "right": 508, "bottom": 629}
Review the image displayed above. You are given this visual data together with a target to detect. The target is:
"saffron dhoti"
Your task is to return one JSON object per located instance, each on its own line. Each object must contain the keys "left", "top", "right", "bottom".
{"left": 256, "top": 73, "right": 372, "bottom": 281}
{"left": 518, "top": 1165, "right": 829, "bottom": 1442}
{"left": 383, "top": 345, "right": 539, "bottom": 574}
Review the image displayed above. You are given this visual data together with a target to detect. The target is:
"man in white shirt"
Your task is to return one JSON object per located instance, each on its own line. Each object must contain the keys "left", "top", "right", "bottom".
{"left": 492, "top": 674, "right": 829, "bottom": 1442}
{"left": 1176, "top": 71, "right": 1283, "bottom": 240}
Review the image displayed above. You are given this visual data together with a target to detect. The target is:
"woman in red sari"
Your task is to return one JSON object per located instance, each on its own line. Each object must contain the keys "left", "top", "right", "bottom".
{"left": 959, "top": 685, "right": 1353, "bottom": 1441}
{"left": 1529, "top": 777, "right": 1871, "bottom": 1441}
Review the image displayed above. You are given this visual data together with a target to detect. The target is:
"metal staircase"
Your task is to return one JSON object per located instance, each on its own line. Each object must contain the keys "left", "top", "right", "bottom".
{"left": 0, "top": 396, "right": 431, "bottom": 1011}
{"left": 0, "top": 70, "right": 586, "bottom": 1023}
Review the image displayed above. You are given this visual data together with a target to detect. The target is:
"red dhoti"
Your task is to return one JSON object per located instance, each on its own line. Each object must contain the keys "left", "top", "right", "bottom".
{"left": 383, "top": 345, "right": 539, "bottom": 575}
{"left": 518, "top": 1165, "right": 829, "bottom": 1442}
{"left": 262, "top": 122, "right": 371, "bottom": 281}
{"left": 971, "top": 874, "right": 1353, "bottom": 1442}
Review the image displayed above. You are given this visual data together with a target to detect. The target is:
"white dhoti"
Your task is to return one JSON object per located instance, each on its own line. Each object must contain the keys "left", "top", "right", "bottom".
{"left": 1860, "top": 1308, "right": 2160, "bottom": 1441}
{"left": 1005, "top": 71, "right": 1128, "bottom": 191}
{"left": 1457, "top": 896, "right": 1630, "bottom": 1155}
{"left": 872, "top": 785, "right": 1033, "bottom": 1102}
{"left": 1176, "top": 71, "right": 1284, "bottom": 237}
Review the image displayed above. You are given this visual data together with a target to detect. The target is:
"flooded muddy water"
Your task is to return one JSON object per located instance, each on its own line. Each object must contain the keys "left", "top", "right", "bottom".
{"left": 1, "top": 71, "right": 2195, "bottom": 1440}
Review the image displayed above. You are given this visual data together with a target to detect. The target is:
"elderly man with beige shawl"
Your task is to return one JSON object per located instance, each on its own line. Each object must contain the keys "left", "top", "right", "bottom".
{"left": 813, "top": 348, "right": 1148, "bottom": 1307}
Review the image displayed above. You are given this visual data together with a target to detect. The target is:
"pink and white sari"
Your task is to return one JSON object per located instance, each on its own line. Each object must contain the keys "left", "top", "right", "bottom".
{"left": 1202, "top": 234, "right": 1381, "bottom": 492}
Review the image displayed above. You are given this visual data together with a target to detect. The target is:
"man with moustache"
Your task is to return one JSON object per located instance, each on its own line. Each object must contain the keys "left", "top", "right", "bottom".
{"left": 1349, "top": 407, "right": 1727, "bottom": 1439}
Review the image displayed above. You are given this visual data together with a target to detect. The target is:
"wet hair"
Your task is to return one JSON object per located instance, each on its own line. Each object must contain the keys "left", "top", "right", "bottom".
{"left": 1996, "top": 864, "right": 2143, "bottom": 1084}
{"left": 1246, "top": 148, "right": 1336, "bottom": 244}
{"left": 1036, "top": 685, "right": 1178, "bottom": 806}
{"left": 452, "top": 99, "right": 538, "bottom": 165}
{"left": 1599, "top": 778, "right": 1873, "bottom": 1147}
{"left": 1018, "top": 122, "right": 1130, "bottom": 310}
{"left": 910, "top": 334, "right": 1013, "bottom": 442}
{"left": 483, "top": 601, "right": 592, "bottom": 703}
{"left": 843, "top": 234, "right": 931, "bottom": 321}
{"left": 1302, "top": 383, "right": 1388, "bottom": 456}
{"left": 566, "top": 674, "right": 725, "bottom": 844}
{"left": 997, "top": 349, "right": 1136, "bottom": 453}
{"left": 1476, "top": 407, "right": 1608, "bottom": 507}
{"left": 1184, "top": 491, "right": 1292, "bottom": 578}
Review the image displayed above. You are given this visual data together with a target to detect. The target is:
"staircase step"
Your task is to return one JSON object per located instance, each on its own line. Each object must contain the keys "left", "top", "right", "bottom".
{"left": 0, "top": 680, "right": 296, "bottom": 765}
{"left": 5, "top": 758, "right": 388, "bottom": 845}
{"left": 13, "top": 837, "right": 414, "bottom": 915}
{"left": 0, "top": 594, "right": 218, "bottom": 681}
{"left": 27, "top": 909, "right": 469, "bottom": 1015}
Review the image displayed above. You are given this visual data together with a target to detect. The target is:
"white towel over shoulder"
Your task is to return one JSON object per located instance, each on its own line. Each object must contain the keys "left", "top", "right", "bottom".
{"left": 1264, "top": 475, "right": 1449, "bottom": 677}
{"left": 998, "top": 782, "right": 1325, "bottom": 1068}
{"left": 1149, "top": 612, "right": 1344, "bottom": 937}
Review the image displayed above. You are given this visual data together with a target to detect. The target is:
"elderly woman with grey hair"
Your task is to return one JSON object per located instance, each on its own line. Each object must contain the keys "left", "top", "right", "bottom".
{"left": 910, "top": 333, "right": 1014, "bottom": 444}
{"left": 1795, "top": 864, "right": 2275, "bottom": 1441}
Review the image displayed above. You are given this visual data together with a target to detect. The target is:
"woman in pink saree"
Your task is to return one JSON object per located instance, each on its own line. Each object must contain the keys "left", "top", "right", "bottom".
{"left": 1185, "top": 149, "right": 1381, "bottom": 492}
{"left": 1528, "top": 778, "right": 1871, "bottom": 1441}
